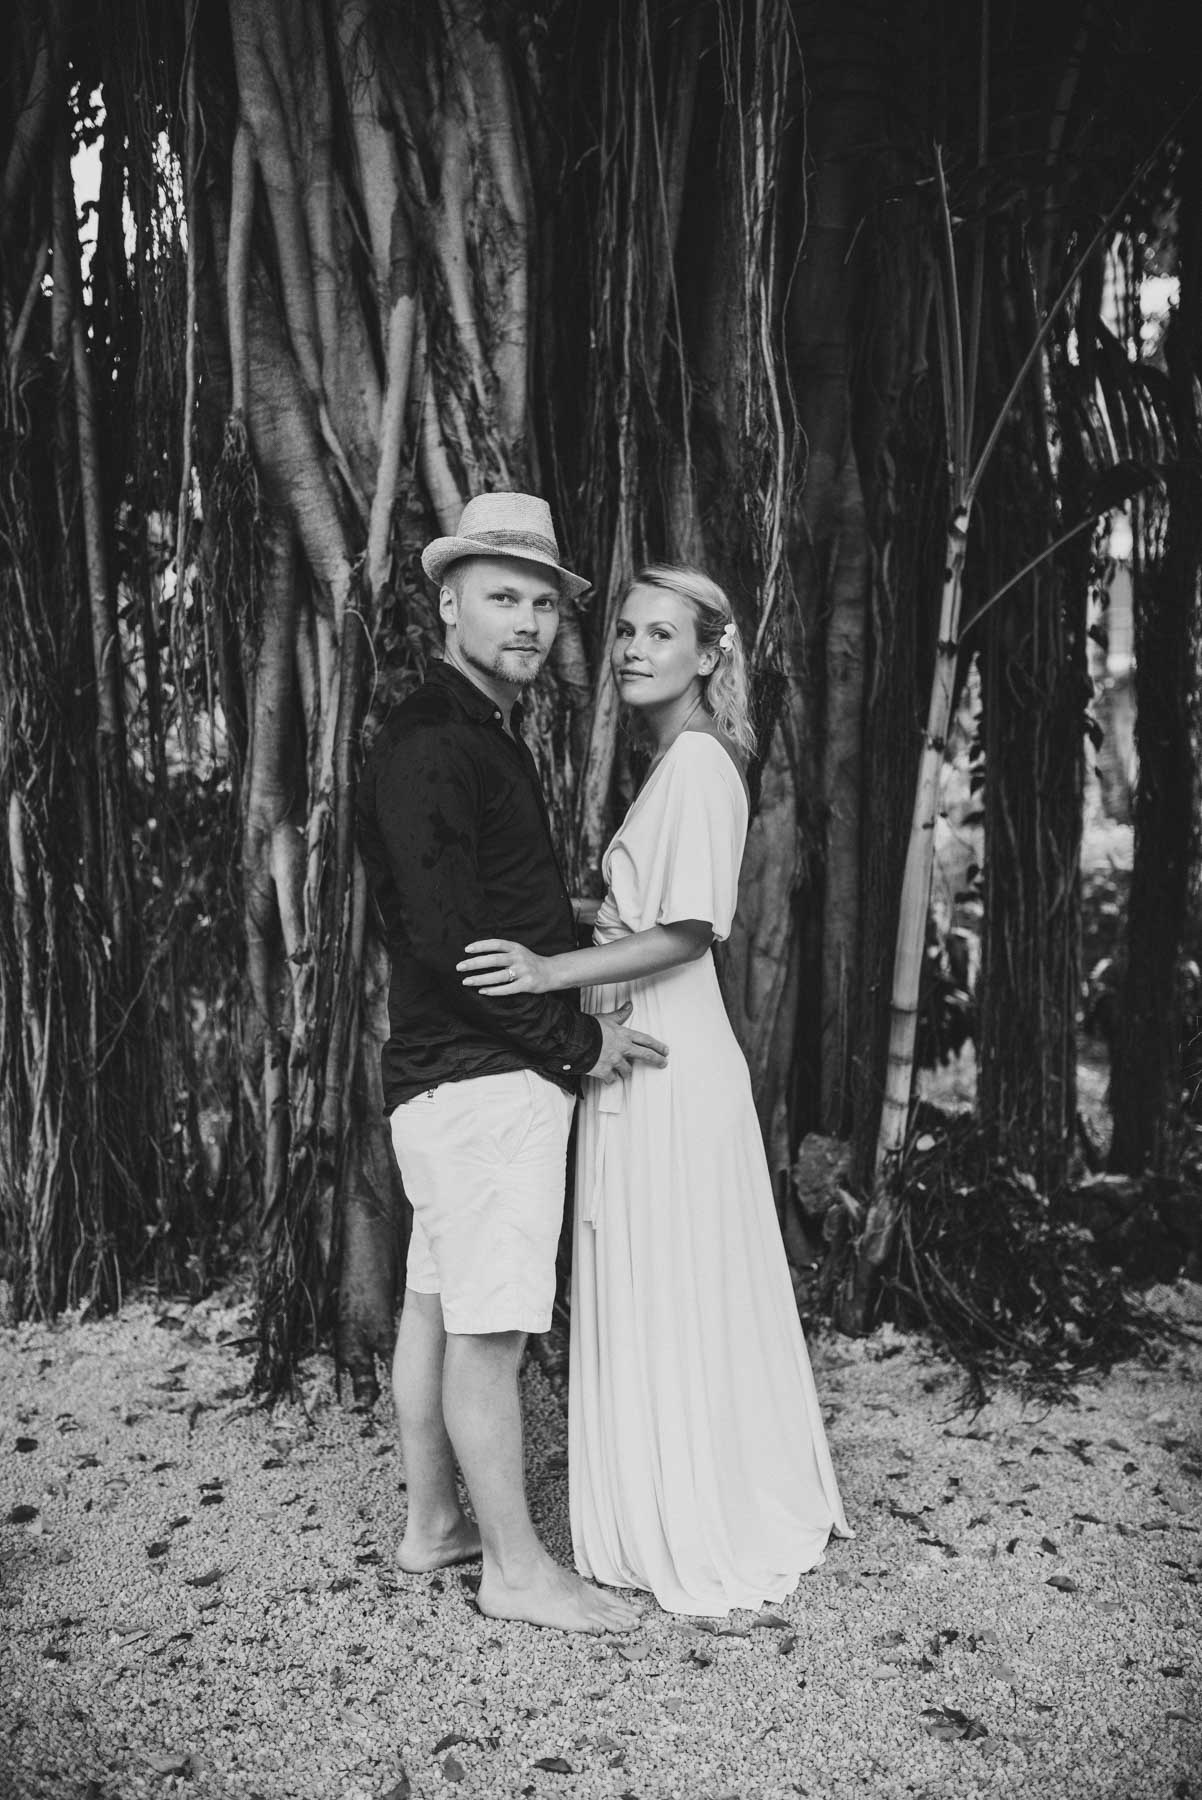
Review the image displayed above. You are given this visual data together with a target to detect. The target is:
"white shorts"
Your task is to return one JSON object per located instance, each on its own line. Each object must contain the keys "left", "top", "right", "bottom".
{"left": 389, "top": 1069, "right": 574, "bottom": 1335}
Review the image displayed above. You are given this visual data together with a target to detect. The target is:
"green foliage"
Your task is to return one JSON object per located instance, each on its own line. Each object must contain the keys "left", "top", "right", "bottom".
{"left": 884, "top": 1116, "right": 1189, "bottom": 1407}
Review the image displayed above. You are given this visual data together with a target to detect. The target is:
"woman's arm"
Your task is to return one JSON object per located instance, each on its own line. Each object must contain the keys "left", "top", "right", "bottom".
{"left": 458, "top": 919, "right": 712, "bottom": 996}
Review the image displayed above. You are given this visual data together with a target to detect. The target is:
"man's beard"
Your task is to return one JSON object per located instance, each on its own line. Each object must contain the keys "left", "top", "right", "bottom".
{"left": 466, "top": 643, "right": 546, "bottom": 688}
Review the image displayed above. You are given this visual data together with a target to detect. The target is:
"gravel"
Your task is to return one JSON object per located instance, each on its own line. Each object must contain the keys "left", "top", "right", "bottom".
{"left": 1, "top": 1285, "right": 1200, "bottom": 1800}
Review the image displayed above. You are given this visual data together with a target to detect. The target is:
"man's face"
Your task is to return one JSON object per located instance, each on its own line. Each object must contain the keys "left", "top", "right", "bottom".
{"left": 440, "top": 556, "right": 561, "bottom": 691}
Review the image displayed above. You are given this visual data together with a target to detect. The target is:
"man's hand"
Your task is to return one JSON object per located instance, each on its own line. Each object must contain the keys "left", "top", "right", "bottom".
{"left": 587, "top": 1001, "right": 668, "bottom": 1085}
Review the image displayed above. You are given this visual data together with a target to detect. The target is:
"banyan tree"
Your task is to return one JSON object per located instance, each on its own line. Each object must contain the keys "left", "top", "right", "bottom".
{"left": 2, "top": 0, "right": 1199, "bottom": 1391}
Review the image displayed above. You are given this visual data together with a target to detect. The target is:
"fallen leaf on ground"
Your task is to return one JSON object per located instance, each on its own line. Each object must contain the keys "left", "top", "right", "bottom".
{"left": 7, "top": 1504, "right": 39, "bottom": 1524}
{"left": 616, "top": 1640, "right": 652, "bottom": 1660}
{"left": 376, "top": 1774, "right": 411, "bottom": 1800}
{"left": 983, "top": 1659, "right": 1019, "bottom": 1684}
{"left": 753, "top": 1612, "right": 790, "bottom": 1629}
{"left": 15, "top": 1437, "right": 38, "bottom": 1452}
{"left": 533, "top": 1757, "right": 574, "bottom": 1774}
{"left": 433, "top": 1734, "right": 476, "bottom": 1755}
{"left": 778, "top": 1634, "right": 798, "bottom": 1656}
{"left": 184, "top": 1567, "right": 225, "bottom": 1588}
{"left": 442, "top": 1755, "right": 465, "bottom": 1781}
{"left": 1046, "top": 1575, "right": 1079, "bottom": 1593}
{"left": 145, "top": 1750, "right": 190, "bottom": 1775}
{"left": 147, "top": 1542, "right": 169, "bottom": 1559}
{"left": 920, "top": 1705, "right": 989, "bottom": 1742}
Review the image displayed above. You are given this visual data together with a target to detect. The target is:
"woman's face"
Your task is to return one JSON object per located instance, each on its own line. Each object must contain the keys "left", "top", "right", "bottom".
{"left": 611, "top": 585, "right": 715, "bottom": 711}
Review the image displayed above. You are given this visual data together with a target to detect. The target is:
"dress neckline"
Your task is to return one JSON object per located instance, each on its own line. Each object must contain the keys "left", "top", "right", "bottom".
{"left": 621, "top": 729, "right": 748, "bottom": 832}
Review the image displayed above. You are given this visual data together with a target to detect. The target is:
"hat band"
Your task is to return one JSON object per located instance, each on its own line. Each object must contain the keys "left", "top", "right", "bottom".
{"left": 457, "top": 528, "right": 561, "bottom": 561}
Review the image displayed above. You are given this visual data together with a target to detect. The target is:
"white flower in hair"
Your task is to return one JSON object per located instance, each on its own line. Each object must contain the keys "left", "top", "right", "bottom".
{"left": 718, "top": 620, "right": 737, "bottom": 654}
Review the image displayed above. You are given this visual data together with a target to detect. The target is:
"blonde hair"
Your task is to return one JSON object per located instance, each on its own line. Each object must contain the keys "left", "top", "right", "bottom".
{"left": 629, "top": 564, "right": 756, "bottom": 755}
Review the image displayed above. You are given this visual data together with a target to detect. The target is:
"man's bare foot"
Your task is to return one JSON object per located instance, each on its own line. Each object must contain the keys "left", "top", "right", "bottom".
{"left": 396, "top": 1512, "right": 482, "bottom": 1574}
{"left": 477, "top": 1556, "right": 640, "bottom": 1633}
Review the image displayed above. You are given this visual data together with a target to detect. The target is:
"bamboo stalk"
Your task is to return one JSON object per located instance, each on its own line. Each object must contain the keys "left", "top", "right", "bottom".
{"left": 873, "top": 503, "right": 970, "bottom": 1179}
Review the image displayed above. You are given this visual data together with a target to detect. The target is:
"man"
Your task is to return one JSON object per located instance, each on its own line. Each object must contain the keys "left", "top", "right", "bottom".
{"left": 357, "top": 492, "right": 666, "bottom": 1633}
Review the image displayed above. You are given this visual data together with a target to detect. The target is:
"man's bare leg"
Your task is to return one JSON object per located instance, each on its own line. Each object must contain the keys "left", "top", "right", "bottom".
{"left": 442, "top": 1329, "right": 638, "bottom": 1632}
{"left": 392, "top": 1290, "right": 482, "bottom": 1572}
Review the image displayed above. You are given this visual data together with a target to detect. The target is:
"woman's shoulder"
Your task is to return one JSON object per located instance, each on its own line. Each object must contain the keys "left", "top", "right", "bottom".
{"left": 673, "top": 725, "right": 750, "bottom": 806}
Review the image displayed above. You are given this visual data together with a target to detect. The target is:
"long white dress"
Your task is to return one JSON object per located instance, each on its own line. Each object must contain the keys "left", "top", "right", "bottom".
{"left": 569, "top": 731, "right": 851, "bottom": 1616}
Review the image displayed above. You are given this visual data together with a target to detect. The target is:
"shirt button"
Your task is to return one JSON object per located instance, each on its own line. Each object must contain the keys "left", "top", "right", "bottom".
{"left": 493, "top": 711, "right": 503, "bottom": 722}
{"left": 562, "top": 1064, "right": 571, "bottom": 1072}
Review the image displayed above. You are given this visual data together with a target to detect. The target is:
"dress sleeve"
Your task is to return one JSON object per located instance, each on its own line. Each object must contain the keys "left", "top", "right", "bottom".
{"left": 607, "top": 738, "right": 747, "bottom": 942}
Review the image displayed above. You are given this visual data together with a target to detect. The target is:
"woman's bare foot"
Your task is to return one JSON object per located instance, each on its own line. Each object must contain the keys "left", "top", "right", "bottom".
{"left": 396, "top": 1511, "right": 482, "bottom": 1574}
{"left": 477, "top": 1556, "right": 640, "bottom": 1633}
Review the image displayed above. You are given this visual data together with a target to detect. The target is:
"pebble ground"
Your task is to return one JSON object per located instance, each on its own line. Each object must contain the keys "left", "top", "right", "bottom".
{"left": 1, "top": 1287, "right": 1199, "bottom": 1800}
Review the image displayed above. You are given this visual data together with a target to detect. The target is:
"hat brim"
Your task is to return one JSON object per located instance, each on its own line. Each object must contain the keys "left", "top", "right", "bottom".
{"left": 422, "top": 536, "right": 591, "bottom": 600}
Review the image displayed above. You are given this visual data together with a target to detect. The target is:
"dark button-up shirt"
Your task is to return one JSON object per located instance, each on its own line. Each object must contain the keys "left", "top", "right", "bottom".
{"left": 357, "top": 660, "right": 603, "bottom": 1110}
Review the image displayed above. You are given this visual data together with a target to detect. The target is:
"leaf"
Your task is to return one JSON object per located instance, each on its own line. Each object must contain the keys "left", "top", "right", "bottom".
{"left": 376, "top": 1774, "right": 412, "bottom": 1800}
{"left": 920, "top": 1705, "right": 989, "bottom": 1742}
{"left": 356, "top": 1550, "right": 383, "bottom": 1566}
{"left": 869, "top": 1663, "right": 900, "bottom": 1679}
{"left": 329, "top": 1577, "right": 356, "bottom": 1594}
{"left": 442, "top": 1755, "right": 465, "bottom": 1782}
{"left": 147, "top": 1542, "right": 170, "bottom": 1559}
{"left": 199, "top": 1493, "right": 224, "bottom": 1507}
{"left": 145, "top": 1751, "right": 191, "bottom": 1775}
{"left": 169, "top": 1516, "right": 190, "bottom": 1530}
{"left": 1046, "top": 1575, "right": 1079, "bottom": 1593}
{"left": 41, "top": 1647, "right": 69, "bottom": 1662}
{"left": 7, "top": 1504, "right": 39, "bottom": 1524}
{"left": 1040, "top": 1537, "right": 1059, "bottom": 1555}
{"left": 184, "top": 1567, "right": 225, "bottom": 1588}
{"left": 753, "top": 1611, "right": 791, "bottom": 1630}
{"left": 778, "top": 1633, "right": 798, "bottom": 1656}
{"left": 15, "top": 1437, "right": 38, "bottom": 1452}
{"left": 433, "top": 1734, "right": 475, "bottom": 1755}
{"left": 533, "top": 1758, "right": 574, "bottom": 1775}
{"left": 616, "top": 1640, "right": 652, "bottom": 1660}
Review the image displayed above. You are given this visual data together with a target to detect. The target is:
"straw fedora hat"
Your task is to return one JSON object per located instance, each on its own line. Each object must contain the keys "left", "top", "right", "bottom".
{"left": 421, "top": 492, "right": 590, "bottom": 599}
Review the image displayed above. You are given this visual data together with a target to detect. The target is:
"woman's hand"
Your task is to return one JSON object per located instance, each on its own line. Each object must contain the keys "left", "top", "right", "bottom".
{"left": 458, "top": 939, "right": 554, "bottom": 995}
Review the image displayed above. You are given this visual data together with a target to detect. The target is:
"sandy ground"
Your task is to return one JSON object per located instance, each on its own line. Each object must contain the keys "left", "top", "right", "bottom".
{"left": 1, "top": 1287, "right": 1200, "bottom": 1800}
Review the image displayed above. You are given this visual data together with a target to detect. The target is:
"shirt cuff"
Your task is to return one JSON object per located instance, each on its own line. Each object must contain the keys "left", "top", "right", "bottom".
{"left": 549, "top": 1011, "right": 604, "bottom": 1077}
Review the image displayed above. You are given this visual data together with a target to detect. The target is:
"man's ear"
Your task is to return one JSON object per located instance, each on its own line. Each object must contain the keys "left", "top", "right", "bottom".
{"left": 439, "top": 584, "right": 458, "bottom": 628}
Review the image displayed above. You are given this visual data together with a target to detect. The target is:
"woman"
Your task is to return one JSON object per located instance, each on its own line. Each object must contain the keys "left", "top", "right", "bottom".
{"left": 458, "top": 565, "right": 850, "bottom": 1616}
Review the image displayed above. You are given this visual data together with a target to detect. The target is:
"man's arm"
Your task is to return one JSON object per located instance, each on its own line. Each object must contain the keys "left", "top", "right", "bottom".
{"left": 371, "top": 723, "right": 601, "bottom": 1077}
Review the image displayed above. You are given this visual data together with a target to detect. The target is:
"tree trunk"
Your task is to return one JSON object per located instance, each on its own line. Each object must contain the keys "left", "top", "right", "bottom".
{"left": 975, "top": 246, "right": 1087, "bottom": 1191}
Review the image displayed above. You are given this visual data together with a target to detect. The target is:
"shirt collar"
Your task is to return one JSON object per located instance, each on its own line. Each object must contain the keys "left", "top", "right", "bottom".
{"left": 428, "top": 659, "right": 526, "bottom": 735}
